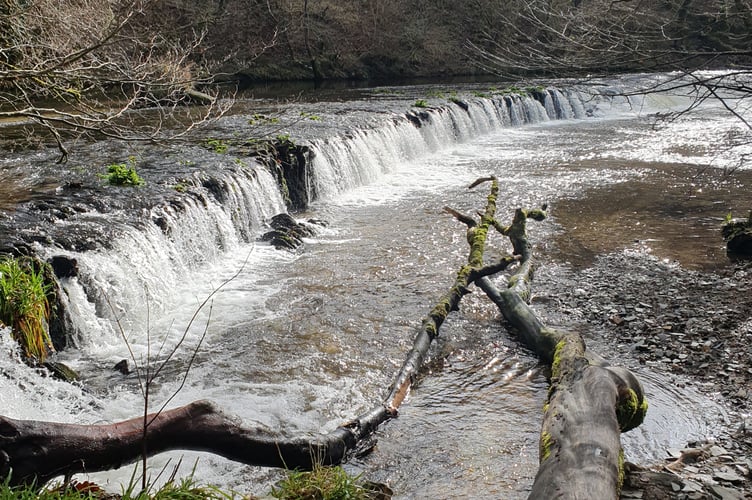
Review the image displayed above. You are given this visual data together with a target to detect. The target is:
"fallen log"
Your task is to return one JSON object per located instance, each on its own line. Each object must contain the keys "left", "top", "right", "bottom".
{"left": 0, "top": 177, "right": 511, "bottom": 488}
{"left": 0, "top": 400, "right": 354, "bottom": 487}
{"left": 449, "top": 198, "right": 648, "bottom": 499}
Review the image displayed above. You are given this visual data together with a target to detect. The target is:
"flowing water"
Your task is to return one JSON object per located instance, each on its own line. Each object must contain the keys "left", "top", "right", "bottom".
{"left": 1, "top": 75, "right": 750, "bottom": 498}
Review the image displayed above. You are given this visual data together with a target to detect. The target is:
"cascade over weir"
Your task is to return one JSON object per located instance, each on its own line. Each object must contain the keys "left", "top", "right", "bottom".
{"left": 1, "top": 86, "right": 600, "bottom": 348}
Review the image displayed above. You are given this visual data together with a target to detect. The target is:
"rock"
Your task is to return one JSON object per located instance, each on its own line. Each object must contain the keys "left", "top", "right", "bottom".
{"left": 49, "top": 255, "right": 78, "bottom": 278}
{"left": 113, "top": 359, "right": 130, "bottom": 375}
{"left": 713, "top": 469, "right": 744, "bottom": 483}
{"left": 43, "top": 361, "right": 79, "bottom": 382}
{"left": 610, "top": 314, "right": 625, "bottom": 326}
{"left": 261, "top": 213, "right": 322, "bottom": 250}
{"left": 722, "top": 215, "right": 752, "bottom": 256}
{"left": 620, "top": 489, "right": 644, "bottom": 498}
{"left": 706, "top": 484, "right": 746, "bottom": 500}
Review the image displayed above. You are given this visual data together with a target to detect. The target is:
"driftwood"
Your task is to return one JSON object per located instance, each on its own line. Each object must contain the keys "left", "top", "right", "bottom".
{"left": 1, "top": 177, "right": 646, "bottom": 499}
{"left": 459, "top": 198, "right": 647, "bottom": 499}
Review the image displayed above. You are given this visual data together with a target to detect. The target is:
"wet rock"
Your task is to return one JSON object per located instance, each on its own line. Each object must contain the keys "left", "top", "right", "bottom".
{"left": 49, "top": 255, "right": 78, "bottom": 278}
{"left": 722, "top": 214, "right": 752, "bottom": 256}
{"left": 114, "top": 359, "right": 130, "bottom": 375}
{"left": 261, "top": 213, "right": 322, "bottom": 250}
{"left": 43, "top": 361, "right": 79, "bottom": 382}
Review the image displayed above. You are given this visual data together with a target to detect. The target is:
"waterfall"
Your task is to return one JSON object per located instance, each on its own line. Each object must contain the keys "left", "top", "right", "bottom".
{"left": 39, "top": 164, "right": 286, "bottom": 358}
{"left": 29, "top": 87, "right": 622, "bottom": 357}
{"left": 308, "top": 89, "right": 589, "bottom": 201}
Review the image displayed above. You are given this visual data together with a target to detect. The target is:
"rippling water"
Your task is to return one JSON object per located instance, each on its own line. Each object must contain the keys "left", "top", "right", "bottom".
{"left": 1, "top": 80, "right": 749, "bottom": 497}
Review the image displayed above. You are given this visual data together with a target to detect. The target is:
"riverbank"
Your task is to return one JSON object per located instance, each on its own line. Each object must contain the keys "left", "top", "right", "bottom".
{"left": 538, "top": 246, "right": 751, "bottom": 498}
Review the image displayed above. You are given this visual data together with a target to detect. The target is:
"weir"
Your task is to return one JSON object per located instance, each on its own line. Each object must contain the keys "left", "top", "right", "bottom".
{"left": 308, "top": 90, "right": 589, "bottom": 201}
{"left": 20, "top": 86, "right": 607, "bottom": 350}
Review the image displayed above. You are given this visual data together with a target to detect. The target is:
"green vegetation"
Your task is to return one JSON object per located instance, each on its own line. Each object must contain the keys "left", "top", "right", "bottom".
{"left": 300, "top": 111, "right": 322, "bottom": 121}
{"left": 1, "top": 467, "right": 374, "bottom": 500}
{"left": 275, "top": 133, "right": 293, "bottom": 144}
{"left": 413, "top": 99, "right": 429, "bottom": 108}
{"left": 248, "top": 113, "right": 281, "bottom": 126}
{"left": 0, "top": 256, "right": 53, "bottom": 362}
{"left": 615, "top": 388, "right": 648, "bottom": 432}
{"left": 101, "top": 156, "right": 144, "bottom": 186}
{"left": 425, "top": 89, "right": 456, "bottom": 99}
{"left": 205, "top": 138, "right": 229, "bottom": 154}
{"left": 0, "top": 474, "right": 234, "bottom": 500}
{"left": 271, "top": 465, "right": 371, "bottom": 500}
{"left": 540, "top": 431, "right": 554, "bottom": 462}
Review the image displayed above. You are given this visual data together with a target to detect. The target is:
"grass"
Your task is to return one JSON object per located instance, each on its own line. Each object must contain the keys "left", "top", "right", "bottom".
{"left": 1, "top": 466, "right": 374, "bottom": 499}
{"left": 0, "top": 256, "right": 53, "bottom": 362}
{"left": 1, "top": 471, "right": 234, "bottom": 499}
{"left": 271, "top": 465, "right": 371, "bottom": 500}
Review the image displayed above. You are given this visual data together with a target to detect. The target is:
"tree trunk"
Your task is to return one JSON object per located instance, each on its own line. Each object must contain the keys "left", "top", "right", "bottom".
{"left": 0, "top": 400, "right": 356, "bottom": 487}
{"left": 468, "top": 206, "right": 647, "bottom": 500}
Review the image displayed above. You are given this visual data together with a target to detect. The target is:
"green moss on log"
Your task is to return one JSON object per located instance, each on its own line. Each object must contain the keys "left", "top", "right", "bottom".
{"left": 551, "top": 339, "right": 567, "bottom": 380}
{"left": 540, "top": 431, "right": 555, "bottom": 462}
{"left": 615, "top": 388, "right": 648, "bottom": 432}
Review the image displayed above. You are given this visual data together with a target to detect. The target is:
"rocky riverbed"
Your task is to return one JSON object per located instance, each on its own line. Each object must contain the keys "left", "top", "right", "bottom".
{"left": 536, "top": 251, "right": 751, "bottom": 499}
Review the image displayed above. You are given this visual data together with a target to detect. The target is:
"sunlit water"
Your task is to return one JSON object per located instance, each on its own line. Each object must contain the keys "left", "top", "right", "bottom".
{"left": 1, "top": 80, "right": 749, "bottom": 498}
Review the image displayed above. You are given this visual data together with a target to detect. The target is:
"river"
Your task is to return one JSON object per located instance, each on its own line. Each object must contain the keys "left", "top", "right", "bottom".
{"left": 1, "top": 74, "right": 750, "bottom": 498}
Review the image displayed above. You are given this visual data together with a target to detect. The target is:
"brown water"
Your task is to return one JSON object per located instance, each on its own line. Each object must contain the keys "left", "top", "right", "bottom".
{"left": 552, "top": 161, "right": 752, "bottom": 270}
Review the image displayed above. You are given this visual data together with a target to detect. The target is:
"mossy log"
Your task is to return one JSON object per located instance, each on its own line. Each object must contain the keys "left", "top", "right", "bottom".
{"left": 457, "top": 200, "right": 647, "bottom": 500}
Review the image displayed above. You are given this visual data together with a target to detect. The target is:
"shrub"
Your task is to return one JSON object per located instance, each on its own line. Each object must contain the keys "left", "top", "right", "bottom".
{"left": 102, "top": 156, "right": 144, "bottom": 186}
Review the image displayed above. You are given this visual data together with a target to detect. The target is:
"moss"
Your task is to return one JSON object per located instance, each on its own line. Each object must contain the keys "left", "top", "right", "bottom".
{"left": 615, "top": 388, "right": 648, "bottom": 432}
{"left": 540, "top": 431, "right": 555, "bottom": 462}
{"left": 425, "top": 322, "right": 437, "bottom": 338}
{"left": 467, "top": 225, "right": 488, "bottom": 267}
{"left": 617, "top": 448, "right": 626, "bottom": 492}
{"left": 551, "top": 339, "right": 567, "bottom": 380}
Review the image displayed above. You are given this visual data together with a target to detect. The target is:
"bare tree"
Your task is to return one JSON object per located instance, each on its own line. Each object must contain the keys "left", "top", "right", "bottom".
{"left": 467, "top": 0, "right": 752, "bottom": 77}
{"left": 465, "top": 0, "right": 752, "bottom": 169}
{"left": 0, "top": 0, "right": 238, "bottom": 162}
